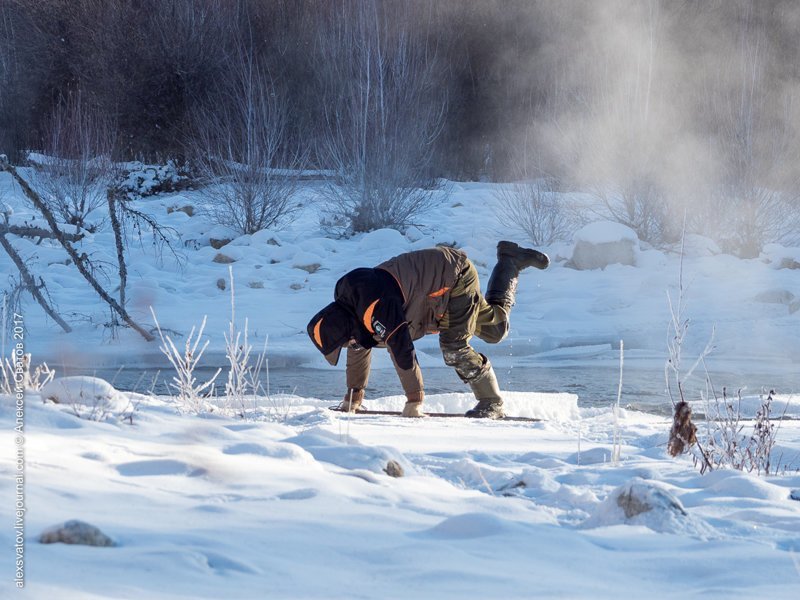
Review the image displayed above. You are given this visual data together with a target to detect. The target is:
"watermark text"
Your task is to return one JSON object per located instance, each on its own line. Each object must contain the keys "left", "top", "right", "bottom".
{"left": 11, "top": 312, "right": 25, "bottom": 589}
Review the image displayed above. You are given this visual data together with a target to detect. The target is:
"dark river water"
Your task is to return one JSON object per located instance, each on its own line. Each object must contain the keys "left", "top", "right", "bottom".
{"left": 60, "top": 363, "right": 800, "bottom": 416}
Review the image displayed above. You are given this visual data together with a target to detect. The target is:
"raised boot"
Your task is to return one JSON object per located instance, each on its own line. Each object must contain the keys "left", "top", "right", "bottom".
{"left": 485, "top": 241, "right": 550, "bottom": 309}
{"left": 497, "top": 241, "right": 550, "bottom": 271}
{"left": 465, "top": 357, "right": 505, "bottom": 419}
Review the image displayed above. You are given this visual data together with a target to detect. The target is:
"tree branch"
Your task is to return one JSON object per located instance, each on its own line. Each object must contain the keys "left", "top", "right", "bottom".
{"left": 2, "top": 161, "right": 154, "bottom": 341}
{"left": 107, "top": 190, "right": 127, "bottom": 309}
{"left": 0, "top": 233, "right": 72, "bottom": 333}
{"left": 0, "top": 223, "right": 84, "bottom": 242}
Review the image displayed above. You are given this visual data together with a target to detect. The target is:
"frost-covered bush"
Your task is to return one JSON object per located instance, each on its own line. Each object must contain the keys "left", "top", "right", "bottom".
{"left": 575, "top": 176, "right": 680, "bottom": 249}
{"left": 697, "top": 389, "right": 785, "bottom": 476}
{"left": 115, "top": 161, "right": 192, "bottom": 200}
{"left": 151, "top": 309, "right": 220, "bottom": 414}
{"left": 1, "top": 353, "right": 53, "bottom": 395}
{"left": 693, "top": 188, "right": 800, "bottom": 259}
{"left": 665, "top": 241, "right": 785, "bottom": 476}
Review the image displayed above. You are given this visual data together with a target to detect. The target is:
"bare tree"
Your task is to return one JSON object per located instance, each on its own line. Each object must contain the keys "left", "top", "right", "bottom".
{"left": 190, "top": 41, "right": 300, "bottom": 235}
{"left": 28, "top": 90, "right": 116, "bottom": 230}
{"left": 314, "top": 0, "right": 448, "bottom": 234}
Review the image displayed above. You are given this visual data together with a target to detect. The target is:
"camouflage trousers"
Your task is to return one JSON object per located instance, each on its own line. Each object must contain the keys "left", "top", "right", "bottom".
{"left": 438, "top": 260, "right": 509, "bottom": 383}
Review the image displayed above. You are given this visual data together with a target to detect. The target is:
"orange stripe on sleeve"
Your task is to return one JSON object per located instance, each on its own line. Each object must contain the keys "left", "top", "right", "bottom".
{"left": 363, "top": 299, "right": 379, "bottom": 333}
{"left": 313, "top": 319, "right": 324, "bottom": 348}
{"left": 428, "top": 286, "right": 450, "bottom": 298}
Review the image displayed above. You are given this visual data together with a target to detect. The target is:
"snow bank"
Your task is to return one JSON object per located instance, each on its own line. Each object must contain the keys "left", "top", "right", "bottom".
{"left": 690, "top": 392, "right": 800, "bottom": 419}
{"left": 360, "top": 391, "right": 578, "bottom": 421}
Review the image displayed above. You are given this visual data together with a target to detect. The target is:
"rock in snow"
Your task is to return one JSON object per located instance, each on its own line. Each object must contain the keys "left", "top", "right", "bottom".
{"left": 761, "top": 243, "right": 800, "bottom": 270}
{"left": 39, "top": 520, "right": 115, "bottom": 547}
{"left": 582, "top": 478, "right": 714, "bottom": 538}
{"left": 571, "top": 221, "right": 639, "bottom": 270}
{"left": 384, "top": 460, "right": 405, "bottom": 478}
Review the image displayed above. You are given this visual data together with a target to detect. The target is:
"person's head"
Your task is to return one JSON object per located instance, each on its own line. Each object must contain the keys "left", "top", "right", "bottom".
{"left": 307, "top": 302, "right": 375, "bottom": 366}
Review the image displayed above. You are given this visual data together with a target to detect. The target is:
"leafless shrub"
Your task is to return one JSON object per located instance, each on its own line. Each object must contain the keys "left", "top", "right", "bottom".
{"left": 190, "top": 45, "right": 300, "bottom": 235}
{"left": 1, "top": 352, "right": 54, "bottom": 395}
{"left": 150, "top": 308, "right": 220, "bottom": 414}
{"left": 495, "top": 180, "right": 571, "bottom": 245}
{"left": 664, "top": 228, "right": 783, "bottom": 475}
{"left": 28, "top": 91, "right": 116, "bottom": 230}
{"left": 590, "top": 177, "right": 679, "bottom": 247}
{"left": 223, "top": 266, "right": 270, "bottom": 418}
{"left": 664, "top": 227, "right": 713, "bottom": 472}
{"left": 694, "top": 4, "right": 800, "bottom": 257}
{"left": 314, "top": 0, "right": 448, "bottom": 234}
{"left": 698, "top": 183, "right": 800, "bottom": 259}
{"left": 699, "top": 387, "right": 786, "bottom": 476}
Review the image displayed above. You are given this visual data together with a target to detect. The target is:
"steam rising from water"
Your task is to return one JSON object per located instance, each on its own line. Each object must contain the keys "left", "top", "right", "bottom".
{"left": 483, "top": 1, "right": 800, "bottom": 248}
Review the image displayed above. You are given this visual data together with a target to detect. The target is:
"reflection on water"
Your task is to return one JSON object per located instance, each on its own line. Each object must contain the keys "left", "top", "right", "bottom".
{"left": 58, "top": 363, "right": 799, "bottom": 416}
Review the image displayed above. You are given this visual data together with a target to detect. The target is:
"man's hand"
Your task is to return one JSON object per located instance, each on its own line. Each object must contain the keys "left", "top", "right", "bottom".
{"left": 402, "top": 391, "right": 425, "bottom": 417}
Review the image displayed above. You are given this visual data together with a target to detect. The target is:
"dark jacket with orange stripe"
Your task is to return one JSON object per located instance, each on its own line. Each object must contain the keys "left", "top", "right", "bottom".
{"left": 337, "top": 247, "right": 469, "bottom": 395}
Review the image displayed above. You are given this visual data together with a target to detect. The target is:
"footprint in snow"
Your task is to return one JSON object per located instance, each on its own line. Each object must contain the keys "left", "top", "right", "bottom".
{"left": 116, "top": 459, "right": 207, "bottom": 477}
{"left": 277, "top": 488, "right": 318, "bottom": 500}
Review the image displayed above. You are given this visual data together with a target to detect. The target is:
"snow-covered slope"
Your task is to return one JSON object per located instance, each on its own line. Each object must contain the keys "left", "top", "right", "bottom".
{"left": 1, "top": 173, "right": 798, "bottom": 379}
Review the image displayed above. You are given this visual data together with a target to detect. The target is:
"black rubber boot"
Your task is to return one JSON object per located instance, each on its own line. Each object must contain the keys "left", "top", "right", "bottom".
{"left": 485, "top": 258, "right": 518, "bottom": 308}
{"left": 497, "top": 241, "right": 550, "bottom": 271}
{"left": 485, "top": 242, "right": 549, "bottom": 308}
{"left": 465, "top": 357, "right": 505, "bottom": 419}
{"left": 465, "top": 397, "right": 505, "bottom": 419}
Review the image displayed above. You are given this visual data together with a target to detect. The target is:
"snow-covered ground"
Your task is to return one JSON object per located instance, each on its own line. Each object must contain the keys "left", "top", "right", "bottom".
{"left": 2, "top": 390, "right": 800, "bottom": 598}
{"left": 1, "top": 170, "right": 800, "bottom": 597}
